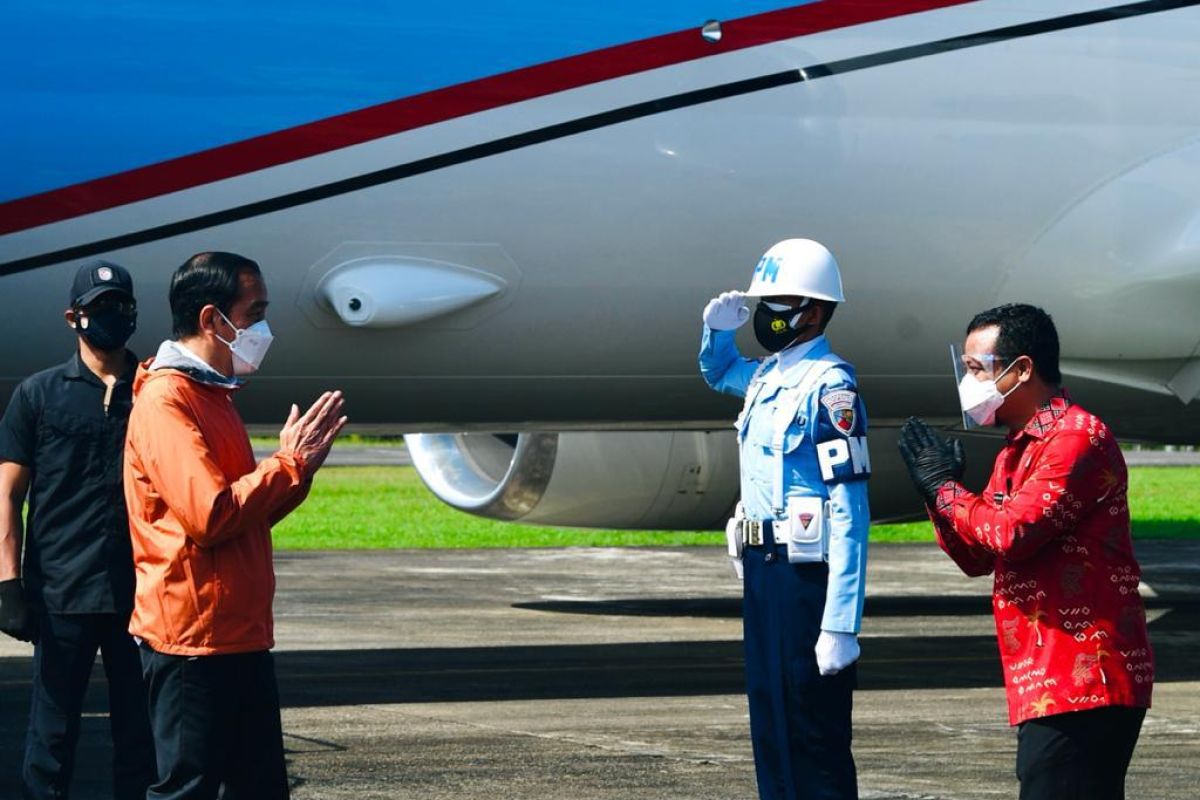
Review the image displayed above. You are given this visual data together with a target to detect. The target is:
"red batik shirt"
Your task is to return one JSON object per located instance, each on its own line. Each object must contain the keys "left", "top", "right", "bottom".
{"left": 927, "top": 392, "right": 1154, "bottom": 725}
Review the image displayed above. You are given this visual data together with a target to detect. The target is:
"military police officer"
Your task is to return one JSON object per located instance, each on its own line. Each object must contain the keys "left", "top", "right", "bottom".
{"left": 699, "top": 239, "right": 870, "bottom": 800}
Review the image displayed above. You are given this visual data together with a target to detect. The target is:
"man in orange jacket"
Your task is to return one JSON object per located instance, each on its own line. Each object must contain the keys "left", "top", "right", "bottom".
{"left": 124, "top": 251, "right": 347, "bottom": 799}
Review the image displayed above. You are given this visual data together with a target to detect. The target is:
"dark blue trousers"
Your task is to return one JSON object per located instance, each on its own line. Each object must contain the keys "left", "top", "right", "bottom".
{"left": 742, "top": 538, "right": 857, "bottom": 800}
{"left": 139, "top": 646, "right": 289, "bottom": 800}
{"left": 22, "top": 610, "right": 156, "bottom": 800}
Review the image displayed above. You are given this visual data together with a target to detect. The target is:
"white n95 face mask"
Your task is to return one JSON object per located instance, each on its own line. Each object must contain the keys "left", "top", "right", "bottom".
{"left": 957, "top": 360, "right": 1019, "bottom": 427}
{"left": 216, "top": 309, "right": 274, "bottom": 375}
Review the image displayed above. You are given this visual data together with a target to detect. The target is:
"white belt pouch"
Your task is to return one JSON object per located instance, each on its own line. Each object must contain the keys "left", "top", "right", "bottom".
{"left": 784, "top": 496, "right": 828, "bottom": 564}
{"left": 725, "top": 503, "right": 745, "bottom": 580}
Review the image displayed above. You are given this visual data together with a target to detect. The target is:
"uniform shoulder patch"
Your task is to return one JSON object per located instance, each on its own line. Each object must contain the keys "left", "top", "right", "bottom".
{"left": 820, "top": 388, "right": 858, "bottom": 437}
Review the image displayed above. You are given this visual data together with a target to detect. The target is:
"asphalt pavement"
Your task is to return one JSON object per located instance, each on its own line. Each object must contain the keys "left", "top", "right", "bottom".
{"left": 1, "top": 542, "right": 1196, "bottom": 799}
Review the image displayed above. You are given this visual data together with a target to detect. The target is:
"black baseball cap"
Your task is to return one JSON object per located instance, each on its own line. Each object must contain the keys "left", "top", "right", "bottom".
{"left": 70, "top": 260, "right": 134, "bottom": 307}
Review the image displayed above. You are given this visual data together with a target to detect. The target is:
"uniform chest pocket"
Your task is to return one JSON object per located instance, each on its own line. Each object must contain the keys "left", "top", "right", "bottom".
{"left": 42, "top": 409, "right": 101, "bottom": 436}
{"left": 39, "top": 410, "right": 106, "bottom": 478}
{"left": 744, "top": 388, "right": 807, "bottom": 452}
{"left": 779, "top": 400, "right": 807, "bottom": 453}
{"left": 43, "top": 410, "right": 99, "bottom": 434}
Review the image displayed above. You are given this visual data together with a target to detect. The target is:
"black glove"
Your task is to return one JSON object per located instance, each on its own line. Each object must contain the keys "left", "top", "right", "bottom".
{"left": 0, "top": 578, "right": 35, "bottom": 643}
{"left": 898, "top": 417, "right": 966, "bottom": 503}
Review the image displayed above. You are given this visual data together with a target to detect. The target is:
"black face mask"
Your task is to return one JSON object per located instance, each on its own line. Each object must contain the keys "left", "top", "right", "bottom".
{"left": 77, "top": 307, "right": 137, "bottom": 352}
{"left": 753, "top": 302, "right": 810, "bottom": 353}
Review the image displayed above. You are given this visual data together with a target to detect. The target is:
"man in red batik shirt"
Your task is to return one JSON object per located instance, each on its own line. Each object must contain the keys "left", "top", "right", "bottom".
{"left": 897, "top": 304, "right": 1153, "bottom": 800}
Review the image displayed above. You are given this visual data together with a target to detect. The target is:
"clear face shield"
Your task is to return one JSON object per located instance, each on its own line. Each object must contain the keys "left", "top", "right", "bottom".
{"left": 950, "top": 343, "right": 1013, "bottom": 429}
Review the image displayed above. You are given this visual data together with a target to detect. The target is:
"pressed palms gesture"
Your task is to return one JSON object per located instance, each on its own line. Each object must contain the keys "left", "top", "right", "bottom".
{"left": 279, "top": 390, "right": 348, "bottom": 478}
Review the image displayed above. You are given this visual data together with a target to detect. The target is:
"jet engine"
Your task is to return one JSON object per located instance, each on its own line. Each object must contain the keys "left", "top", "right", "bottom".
{"left": 405, "top": 430, "right": 741, "bottom": 530}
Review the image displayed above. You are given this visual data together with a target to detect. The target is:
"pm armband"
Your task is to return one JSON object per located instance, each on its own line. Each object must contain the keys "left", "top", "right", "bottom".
{"left": 816, "top": 436, "right": 871, "bottom": 483}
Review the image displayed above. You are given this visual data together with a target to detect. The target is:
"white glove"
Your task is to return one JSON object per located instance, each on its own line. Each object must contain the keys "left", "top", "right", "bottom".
{"left": 702, "top": 291, "right": 750, "bottom": 331}
{"left": 815, "top": 630, "right": 860, "bottom": 676}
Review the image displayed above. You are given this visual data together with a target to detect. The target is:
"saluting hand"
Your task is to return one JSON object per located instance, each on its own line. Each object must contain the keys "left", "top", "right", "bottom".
{"left": 703, "top": 291, "right": 750, "bottom": 331}
{"left": 279, "top": 390, "right": 349, "bottom": 478}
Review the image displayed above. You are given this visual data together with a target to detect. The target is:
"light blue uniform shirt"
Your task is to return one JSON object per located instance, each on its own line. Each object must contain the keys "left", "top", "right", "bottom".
{"left": 699, "top": 327, "right": 870, "bottom": 633}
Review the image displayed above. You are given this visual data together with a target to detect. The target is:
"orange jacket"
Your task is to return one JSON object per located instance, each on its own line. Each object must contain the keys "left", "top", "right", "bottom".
{"left": 124, "top": 355, "right": 309, "bottom": 656}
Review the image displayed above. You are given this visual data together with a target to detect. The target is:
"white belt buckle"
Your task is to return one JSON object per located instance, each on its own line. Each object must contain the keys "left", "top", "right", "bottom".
{"left": 741, "top": 520, "right": 764, "bottom": 547}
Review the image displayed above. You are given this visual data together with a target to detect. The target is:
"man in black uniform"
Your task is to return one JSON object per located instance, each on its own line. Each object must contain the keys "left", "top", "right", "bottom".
{"left": 0, "top": 261, "right": 155, "bottom": 799}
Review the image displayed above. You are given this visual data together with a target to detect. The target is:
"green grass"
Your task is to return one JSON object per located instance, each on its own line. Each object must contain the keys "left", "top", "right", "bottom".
{"left": 1126, "top": 467, "right": 1200, "bottom": 538}
{"left": 271, "top": 466, "right": 1200, "bottom": 549}
{"left": 272, "top": 466, "right": 726, "bottom": 549}
{"left": 867, "top": 520, "right": 939, "bottom": 543}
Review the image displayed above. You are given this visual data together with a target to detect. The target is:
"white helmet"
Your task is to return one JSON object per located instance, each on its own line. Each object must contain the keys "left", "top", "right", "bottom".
{"left": 744, "top": 238, "right": 845, "bottom": 302}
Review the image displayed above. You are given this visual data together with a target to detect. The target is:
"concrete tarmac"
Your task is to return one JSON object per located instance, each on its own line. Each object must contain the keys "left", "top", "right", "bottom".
{"left": 1, "top": 541, "right": 1197, "bottom": 799}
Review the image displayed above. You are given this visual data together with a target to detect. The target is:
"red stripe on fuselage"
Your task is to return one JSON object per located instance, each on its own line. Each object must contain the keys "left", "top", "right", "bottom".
{"left": 0, "top": 0, "right": 974, "bottom": 236}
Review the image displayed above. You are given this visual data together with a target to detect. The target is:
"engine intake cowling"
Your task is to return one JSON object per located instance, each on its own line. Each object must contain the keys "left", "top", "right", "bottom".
{"left": 405, "top": 430, "right": 741, "bottom": 530}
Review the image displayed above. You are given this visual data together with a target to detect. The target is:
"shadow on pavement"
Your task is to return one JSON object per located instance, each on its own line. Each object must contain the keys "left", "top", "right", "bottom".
{"left": 513, "top": 593, "right": 1198, "bottom": 620}
{"left": 512, "top": 595, "right": 1001, "bottom": 618}
{"left": 3, "top": 603, "right": 1193, "bottom": 715}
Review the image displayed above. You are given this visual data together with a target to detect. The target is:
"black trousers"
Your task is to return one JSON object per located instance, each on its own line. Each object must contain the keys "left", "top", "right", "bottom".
{"left": 742, "top": 540, "right": 857, "bottom": 800}
{"left": 1017, "top": 705, "right": 1146, "bottom": 800}
{"left": 139, "top": 646, "right": 289, "bottom": 800}
{"left": 22, "top": 610, "right": 156, "bottom": 800}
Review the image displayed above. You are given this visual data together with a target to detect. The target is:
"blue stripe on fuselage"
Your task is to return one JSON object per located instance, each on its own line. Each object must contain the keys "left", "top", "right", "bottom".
{"left": 2, "top": 1, "right": 815, "bottom": 203}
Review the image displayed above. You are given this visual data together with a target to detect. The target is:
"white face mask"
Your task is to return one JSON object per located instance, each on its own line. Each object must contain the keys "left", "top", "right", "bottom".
{"left": 215, "top": 309, "right": 274, "bottom": 375}
{"left": 957, "top": 360, "right": 1019, "bottom": 427}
